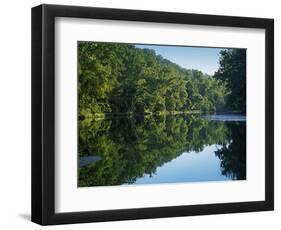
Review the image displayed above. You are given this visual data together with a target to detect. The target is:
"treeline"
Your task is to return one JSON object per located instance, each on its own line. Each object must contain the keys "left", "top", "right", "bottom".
{"left": 78, "top": 42, "right": 229, "bottom": 120}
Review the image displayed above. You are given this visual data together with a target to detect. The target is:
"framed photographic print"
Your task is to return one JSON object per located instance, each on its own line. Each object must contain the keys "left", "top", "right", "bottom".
{"left": 31, "top": 4, "right": 274, "bottom": 225}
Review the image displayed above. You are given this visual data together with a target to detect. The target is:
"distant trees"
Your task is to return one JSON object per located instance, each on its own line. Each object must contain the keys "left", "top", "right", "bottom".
{"left": 184, "top": 70, "right": 228, "bottom": 112}
{"left": 78, "top": 42, "right": 247, "bottom": 186}
{"left": 214, "top": 49, "right": 246, "bottom": 113}
{"left": 78, "top": 42, "right": 228, "bottom": 119}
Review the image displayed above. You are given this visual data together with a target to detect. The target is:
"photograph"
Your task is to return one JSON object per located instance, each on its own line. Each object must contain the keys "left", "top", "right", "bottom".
{"left": 77, "top": 42, "right": 247, "bottom": 187}
{"left": 30, "top": 3, "right": 274, "bottom": 225}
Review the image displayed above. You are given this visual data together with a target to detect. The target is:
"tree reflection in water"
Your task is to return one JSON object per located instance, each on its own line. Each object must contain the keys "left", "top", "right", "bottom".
{"left": 78, "top": 115, "right": 246, "bottom": 187}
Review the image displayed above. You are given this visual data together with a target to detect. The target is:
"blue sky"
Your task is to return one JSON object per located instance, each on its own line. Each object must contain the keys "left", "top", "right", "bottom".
{"left": 135, "top": 44, "right": 224, "bottom": 75}
{"left": 134, "top": 145, "right": 230, "bottom": 185}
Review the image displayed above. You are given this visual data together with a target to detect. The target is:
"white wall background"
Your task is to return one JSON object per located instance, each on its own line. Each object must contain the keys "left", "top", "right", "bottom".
{"left": 0, "top": 0, "right": 279, "bottom": 229}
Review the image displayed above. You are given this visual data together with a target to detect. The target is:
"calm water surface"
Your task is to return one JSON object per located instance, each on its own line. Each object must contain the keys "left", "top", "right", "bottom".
{"left": 78, "top": 114, "right": 246, "bottom": 187}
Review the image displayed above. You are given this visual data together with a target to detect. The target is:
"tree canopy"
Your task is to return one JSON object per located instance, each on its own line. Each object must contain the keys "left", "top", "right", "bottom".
{"left": 78, "top": 42, "right": 247, "bottom": 186}
{"left": 78, "top": 42, "right": 231, "bottom": 120}
{"left": 214, "top": 49, "right": 246, "bottom": 113}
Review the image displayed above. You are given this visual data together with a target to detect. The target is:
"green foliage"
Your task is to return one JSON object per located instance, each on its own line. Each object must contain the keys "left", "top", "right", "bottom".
{"left": 77, "top": 43, "right": 247, "bottom": 186}
{"left": 214, "top": 49, "right": 246, "bottom": 113}
{"left": 78, "top": 42, "right": 228, "bottom": 119}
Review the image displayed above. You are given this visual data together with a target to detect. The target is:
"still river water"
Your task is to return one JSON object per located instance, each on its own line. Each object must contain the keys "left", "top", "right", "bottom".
{"left": 78, "top": 114, "right": 246, "bottom": 187}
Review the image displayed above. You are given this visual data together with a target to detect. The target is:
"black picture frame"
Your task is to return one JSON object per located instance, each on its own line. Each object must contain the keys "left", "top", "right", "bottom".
{"left": 31, "top": 4, "right": 274, "bottom": 225}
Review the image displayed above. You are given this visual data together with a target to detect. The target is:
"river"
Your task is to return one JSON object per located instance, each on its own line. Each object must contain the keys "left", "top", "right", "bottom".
{"left": 78, "top": 114, "right": 246, "bottom": 187}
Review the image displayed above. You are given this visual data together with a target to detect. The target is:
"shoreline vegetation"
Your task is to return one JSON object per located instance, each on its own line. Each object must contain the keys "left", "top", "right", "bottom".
{"left": 84, "top": 110, "right": 246, "bottom": 122}
{"left": 82, "top": 110, "right": 202, "bottom": 121}
{"left": 78, "top": 42, "right": 247, "bottom": 186}
{"left": 78, "top": 42, "right": 246, "bottom": 124}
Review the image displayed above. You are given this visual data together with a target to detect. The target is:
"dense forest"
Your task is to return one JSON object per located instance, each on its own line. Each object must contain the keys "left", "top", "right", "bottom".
{"left": 214, "top": 49, "right": 246, "bottom": 113}
{"left": 78, "top": 42, "right": 246, "bottom": 121}
{"left": 78, "top": 42, "right": 246, "bottom": 186}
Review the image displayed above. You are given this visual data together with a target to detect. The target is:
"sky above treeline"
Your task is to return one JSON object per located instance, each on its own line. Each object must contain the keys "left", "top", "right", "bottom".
{"left": 135, "top": 44, "right": 224, "bottom": 75}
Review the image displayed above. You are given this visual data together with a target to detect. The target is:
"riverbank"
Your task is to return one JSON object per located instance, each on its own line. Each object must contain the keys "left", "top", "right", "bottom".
{"left": 88, "top": 110, "right": 202, "bottom": 121}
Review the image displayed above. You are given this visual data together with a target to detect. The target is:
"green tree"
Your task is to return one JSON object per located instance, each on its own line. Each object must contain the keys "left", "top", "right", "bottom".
{"left": 214, "top": 49, "right": 246, "bottom": 113}
{"left": 78, "top": 42, "right": 231, "bottom": 120}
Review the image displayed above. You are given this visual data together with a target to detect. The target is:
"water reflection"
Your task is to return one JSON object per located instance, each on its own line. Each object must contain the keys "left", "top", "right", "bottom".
{"left": 78, "top": 115, "right": 246, "bottom": 187}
